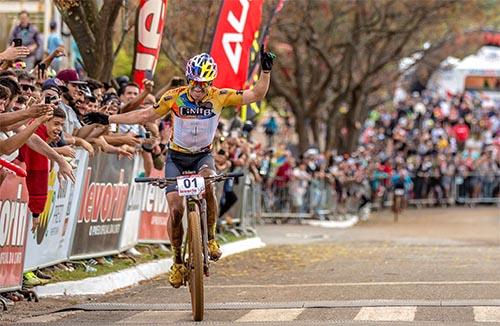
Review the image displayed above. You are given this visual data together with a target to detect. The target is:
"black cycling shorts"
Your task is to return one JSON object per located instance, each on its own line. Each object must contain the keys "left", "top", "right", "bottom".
{"left": 164, "top": 149, "right": 215, "bottom": 193}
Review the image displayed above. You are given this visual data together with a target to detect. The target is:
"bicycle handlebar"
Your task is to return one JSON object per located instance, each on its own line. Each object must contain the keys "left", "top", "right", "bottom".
{"left": 225, "top": 172, "right": 244, "bottom": 178}
{"left": 134, "top": 172, "right": 244, "bottom": 184}
{"left": 134, "top": 177, "right": 158, "bottom": 183}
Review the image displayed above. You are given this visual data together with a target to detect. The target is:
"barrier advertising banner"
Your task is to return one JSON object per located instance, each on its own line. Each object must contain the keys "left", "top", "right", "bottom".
{"left": 138, "top": 168, "right": 170, "bottom": 243}
{"left": 118, "top": 156, "right": 142, "bottom": 251}
{"left": 0, "top": 169, "right": 30, "bottom": 291}
{"left": 70, "top": 154, "right": 133, "bottom": 259}
{"left": 132, "top": 0, "right": 168, "bottom": 89}
{"left": 210, "top": 0, "right": 264, "bottom": 89}
{"left": 24, "top": 150, "right": 88, "bottom": 271}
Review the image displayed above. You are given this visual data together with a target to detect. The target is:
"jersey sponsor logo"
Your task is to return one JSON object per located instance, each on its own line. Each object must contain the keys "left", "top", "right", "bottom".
{"left": 162, "top": 96, "right": 172, "bottom": 102}
{"left": 179, "top": 102, "right": 216, "bottom": 118}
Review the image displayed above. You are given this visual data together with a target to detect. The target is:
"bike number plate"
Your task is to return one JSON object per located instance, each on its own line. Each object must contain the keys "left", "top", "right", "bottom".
{"left": 176, "top": 175, "right": 205, "bottom": 196}
{"left": 395, "top": 189, "right": 405, "bottom": 196}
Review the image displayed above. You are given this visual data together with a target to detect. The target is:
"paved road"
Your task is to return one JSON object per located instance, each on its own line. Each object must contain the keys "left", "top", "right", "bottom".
{"left": 4, "top": 207, "right": 500, "bottom": 325}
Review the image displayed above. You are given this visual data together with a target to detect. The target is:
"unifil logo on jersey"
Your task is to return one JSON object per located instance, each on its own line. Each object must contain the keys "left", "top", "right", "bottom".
{"left": 222, "top": 0, "right": 250, "bottom": 74}
{"left": 77, "top": 168, "right": 129, "bottom": 224}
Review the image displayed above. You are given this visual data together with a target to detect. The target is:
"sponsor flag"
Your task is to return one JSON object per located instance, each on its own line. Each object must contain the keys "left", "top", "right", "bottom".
{"left": 210, "top": 0, "right": 264, "bottom": 89}
{"left": 241, "top": 0, "right": 286, "bottom": 121}
{"left": 132, "top": 0, "right": 168, "bottom": 89}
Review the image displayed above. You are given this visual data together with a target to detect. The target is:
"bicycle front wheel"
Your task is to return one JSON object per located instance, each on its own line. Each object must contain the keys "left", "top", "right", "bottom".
{"left": 187, "top": 208, "right": 204, "bottom": 321}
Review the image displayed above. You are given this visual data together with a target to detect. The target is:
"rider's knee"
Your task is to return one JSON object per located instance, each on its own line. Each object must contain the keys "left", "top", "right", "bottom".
{"left": 167, "top": 194, "right": 184, "bottom": 221}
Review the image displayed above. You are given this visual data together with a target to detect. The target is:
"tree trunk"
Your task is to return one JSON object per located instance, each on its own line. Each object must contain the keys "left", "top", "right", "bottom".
{"left": 310, "top": 116, "right": 321, "bottom": 149}
{"left": 295, "top": 116, "right": 310, "bottom": 154}
{"left": 55, "top": 0, "right": 122, "bottom": 81}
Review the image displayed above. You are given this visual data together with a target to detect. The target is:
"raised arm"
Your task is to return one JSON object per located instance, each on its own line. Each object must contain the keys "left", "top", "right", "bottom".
{"left": 242, "top": 71, "right": 271, "bottom": 105}
{"left": 241, "top": 47, "right": 275, "bottom": 105}
{"left": 0, "top": 114, "right": 50, "bottom": 155}
{"left": 0, "top": 104, "right": 53, "bottom": 131}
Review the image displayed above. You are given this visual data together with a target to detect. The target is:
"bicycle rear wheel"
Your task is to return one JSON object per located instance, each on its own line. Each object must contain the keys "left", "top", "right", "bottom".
{"left": 187, "top": 207, "right": 204, "bottom": 321}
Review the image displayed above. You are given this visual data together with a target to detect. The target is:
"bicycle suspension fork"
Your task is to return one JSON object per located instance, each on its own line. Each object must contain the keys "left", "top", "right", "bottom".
{"left": 199, "top": 198, "right": 210, "bottom": 276}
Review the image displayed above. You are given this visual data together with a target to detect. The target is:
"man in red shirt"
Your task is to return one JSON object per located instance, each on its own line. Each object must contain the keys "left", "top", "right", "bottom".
{"left": 452, "top": 118, "right": 470, "bottom": 151}
{"left": 18, "top": 107, "right": 67, "bottom": 229}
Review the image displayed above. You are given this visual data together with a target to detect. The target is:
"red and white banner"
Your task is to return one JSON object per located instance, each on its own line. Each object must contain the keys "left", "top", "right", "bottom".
{"left": 132, "top": 0, "right": 168, "bottom": 89}
{"left": 0, "top": 166, "right": 30, "bottom": 291}
{"left": 210, "top": 0, "right": 264, "bottom": 89}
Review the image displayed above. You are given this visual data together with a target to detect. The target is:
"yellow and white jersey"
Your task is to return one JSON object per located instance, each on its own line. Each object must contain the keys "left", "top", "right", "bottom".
{"left": 154, "top": 86, "right": 243, "bottom": 153}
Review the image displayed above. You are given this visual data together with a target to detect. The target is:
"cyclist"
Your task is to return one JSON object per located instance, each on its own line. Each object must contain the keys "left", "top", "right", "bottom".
{"left": 83, "top": 48, "right": 276, "bottom": 288}
{"left": 391, "top": 165, "right": 413, "bottom": 213}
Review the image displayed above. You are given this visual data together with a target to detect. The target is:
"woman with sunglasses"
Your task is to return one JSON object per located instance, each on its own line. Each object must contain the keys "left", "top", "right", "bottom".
{"left": 84, "top": 47, "right": 276, "bottom": 288}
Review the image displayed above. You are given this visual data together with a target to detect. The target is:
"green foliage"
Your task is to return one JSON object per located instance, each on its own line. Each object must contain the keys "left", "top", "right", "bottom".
{"left": 112, "top": 46, "right": 133, "bottom": 78}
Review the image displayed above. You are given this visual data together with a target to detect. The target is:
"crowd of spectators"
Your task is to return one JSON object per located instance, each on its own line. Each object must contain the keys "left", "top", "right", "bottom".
{"left": 0, "top": 13, "right": 181, "bottom": 288}
{"left": 220, "top": 90, "right": 499, "bottom": 219}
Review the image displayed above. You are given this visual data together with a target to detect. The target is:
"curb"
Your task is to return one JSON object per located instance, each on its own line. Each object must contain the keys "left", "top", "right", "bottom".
{"left": 306, "top": 215, "right": 359, "bottom": 228}
{"left": 34, "top": 237, "right": 266, "bottom": 297}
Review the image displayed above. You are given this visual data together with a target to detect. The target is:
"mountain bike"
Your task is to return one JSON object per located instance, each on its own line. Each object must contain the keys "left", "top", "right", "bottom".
{"left": 135, "top": 171, "right": 243, "bottom": 321}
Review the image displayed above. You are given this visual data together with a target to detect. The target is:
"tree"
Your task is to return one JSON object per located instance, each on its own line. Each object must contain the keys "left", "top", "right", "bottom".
{"left": 269, "top": 0, "right": 493, "bottom": 154}
{"left": 160, "top": 0, "right": 222, "bottom": 73}
{"left": 55, "top": 0, "right": 135, "bottom": 81}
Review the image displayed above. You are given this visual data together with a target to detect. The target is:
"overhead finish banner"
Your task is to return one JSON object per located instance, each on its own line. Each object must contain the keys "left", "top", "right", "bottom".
{"left": 24, "top": 150, "right": 88, "bottom": 271}
{"left": 132, "top": 0, "right": 168, "bottom": 89}
{"left": 0, "top": 168, "right": 29, "bottom": 291}
{"left": 70, "top": 154, "right": 133, "bottom": 259}
{"left": 210, "top": 0, "right": 264, "bottom": 89}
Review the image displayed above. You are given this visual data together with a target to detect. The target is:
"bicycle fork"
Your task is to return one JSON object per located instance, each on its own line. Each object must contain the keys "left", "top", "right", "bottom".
{"left": 199, "top": 199, "right": 210, "bottom": 277}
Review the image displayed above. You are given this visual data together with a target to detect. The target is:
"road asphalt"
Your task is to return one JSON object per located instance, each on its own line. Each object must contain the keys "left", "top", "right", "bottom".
{"left": 2, "top": 207, "right": 499, "bottom": 325}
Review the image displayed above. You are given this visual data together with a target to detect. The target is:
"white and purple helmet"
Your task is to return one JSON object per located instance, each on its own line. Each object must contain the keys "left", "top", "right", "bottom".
{"left": 185, "top": 53, "right": 218, "bottom": 82}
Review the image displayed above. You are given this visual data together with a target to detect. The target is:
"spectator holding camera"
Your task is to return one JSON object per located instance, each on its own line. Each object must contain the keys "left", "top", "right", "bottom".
{"left": 8, "top": 10, "right": 42, "bottom": 69}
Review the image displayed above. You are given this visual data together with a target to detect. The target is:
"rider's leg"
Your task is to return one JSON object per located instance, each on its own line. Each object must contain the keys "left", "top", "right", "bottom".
{"left": 166, "top": 191, "right": 184, "bottom": 264}
{"left": 199, "top": 166, "right": 222, "bottom": 261}
{"left": 199, "top": 167, "right": 218, "bottom": 241}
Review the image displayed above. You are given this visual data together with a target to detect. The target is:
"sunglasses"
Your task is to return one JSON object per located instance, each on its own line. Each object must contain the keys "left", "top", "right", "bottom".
{"left": 21, "top": 84, "right": 35, "bottom": 92}
{"left": 188, "top": 80, "right": 212, "bottom": 89}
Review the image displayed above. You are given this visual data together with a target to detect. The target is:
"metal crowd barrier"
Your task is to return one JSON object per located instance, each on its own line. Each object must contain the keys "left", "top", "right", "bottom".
{"left": 216, "top": 170, "right": 258, "bottom": 239}
{"left": 246, "top": 178, "right": 364, "bottom": 222}
{"left": 236, "top": 172, "right": 499, "bottom": 224}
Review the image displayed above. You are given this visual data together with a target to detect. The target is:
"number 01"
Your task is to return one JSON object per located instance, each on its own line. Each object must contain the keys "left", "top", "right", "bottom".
{"left": 183, "top": 178, "right": 198, "bottom": 188}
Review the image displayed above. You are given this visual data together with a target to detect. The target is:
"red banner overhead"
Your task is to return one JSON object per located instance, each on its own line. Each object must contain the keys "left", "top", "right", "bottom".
{"left": 132, "top": 0, "right": 168, "bottom": 89}
{"left": 210, "top": 0, "right": 264, "bottom": 89}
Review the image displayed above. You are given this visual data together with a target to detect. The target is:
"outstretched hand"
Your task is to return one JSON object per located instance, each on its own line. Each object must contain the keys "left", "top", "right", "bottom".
{"left": 260, "top": 45, "right": 276, "bottom": 72}
{"left": 83, "top": 112, "right": 110, "bottom": 125}
{"left": 0, "top": 44, "right": 30, "bottom": 61}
